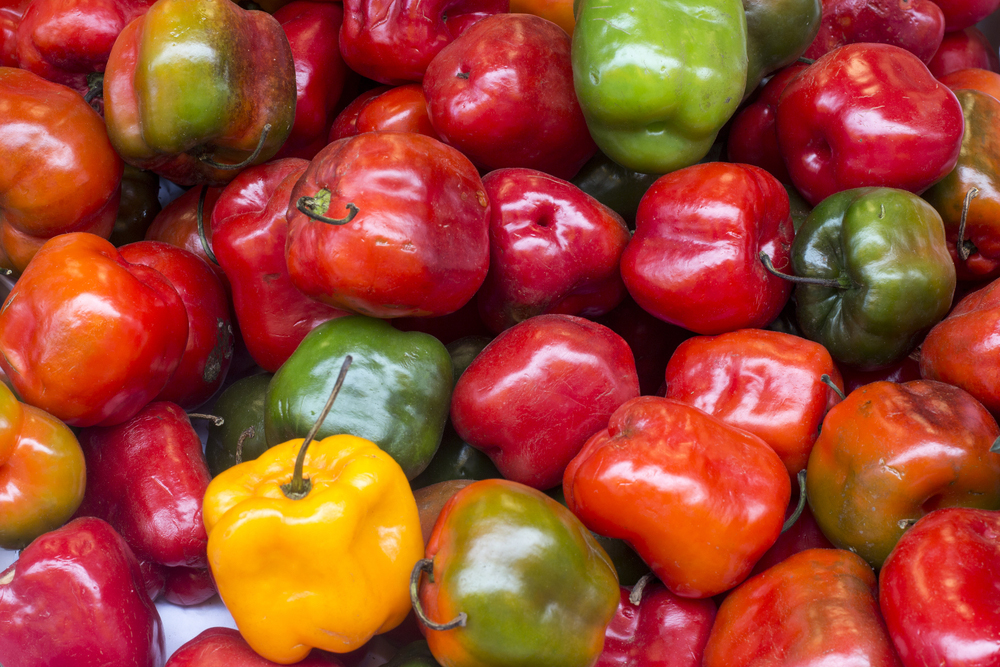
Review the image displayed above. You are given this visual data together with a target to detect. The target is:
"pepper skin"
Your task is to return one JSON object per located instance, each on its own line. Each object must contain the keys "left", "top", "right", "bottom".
{"left": 0, "top": 67, "right": 123, "bottom": 273}
{"left": 166, "top": 627, "right": 341, "bottom": 667}
{"left": 928, "top": 26, "right": 1000, "bottom": 77}
{"left": 806, "top": 380, "right": 1000, "bottom": 569}
{"left": 0, "top": 381, "right": 86, "bottom": 550}
{"left": 663, "top": 328, "right": 844, "bottom": 479}
{"left": 788, "top": 187, "right": 955, "bottom": 370}
{"left": 776, "top": 43, "right": 964, "bottom": 206}
{"left": 742, "top": 0, "right": 821, "bottom": 92}
{"left": 879, "top": 508, "right": 1000, "bottom": 667}
{"left": 572, "top": 0, "right": 747, "bottom": 174}
{"left": 103, "top": 0, "right": 296, "bottom": 186}
{"left": 563, "top": 396, "right": 790, "bottom": 598}
{"left": 416, "top": 478, "right": 620, "bottom": 667}
{"left": 144, "top": 184, "right": 228, "bottom": 292}
{"left": 203, "top": 433, "right": 424, "bottom": 663}
{"left": 211, "top": 158, "right": 347, "bottom": 372}
{"left": 621, "top": 162, "right": 794, "bottom": 335}
{"left": 702, "top": 549, "right": 902, "bottom": 667}
{"left": 0, "top": 233, "right": 189, "bottom": 428}
{"left": 0, "top": 516, "right": 166, "bottom": 667}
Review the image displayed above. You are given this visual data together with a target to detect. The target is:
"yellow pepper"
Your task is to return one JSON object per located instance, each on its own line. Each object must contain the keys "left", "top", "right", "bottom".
{"left": 202, "top": 430, "right": 424, "bottom": 664}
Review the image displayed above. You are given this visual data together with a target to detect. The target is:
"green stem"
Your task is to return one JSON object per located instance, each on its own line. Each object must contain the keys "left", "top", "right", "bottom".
{"left": 197, "top": 186, "right": 219, "bottom": 265}
{"left": 820, "top": 374, "right": 846, "bottom": 401}
{"left": 199, "top": 123, "right": 271, "bottom": 171}
{"left": 781, "top": 470, "right": 808, "bottom": 534}
{"left": 759, "top": 252, "right": 849, "bottom": 289}
{"left": 296, "top": 189, "right": 359, "bottom": 226}
{"left": 957, "top": 187, "right": 980, "bottom": 262}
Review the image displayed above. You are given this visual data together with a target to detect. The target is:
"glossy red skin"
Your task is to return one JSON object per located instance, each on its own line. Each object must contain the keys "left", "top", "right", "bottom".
{"left": 776, "top": 43, "right": 965, "bottom": 206}
{"left": 920, "top": 277, "right": 1000, "bottom": 415}
{"left": 940, "top": 67, "right": 1000, "bottom": 101}
{"left": 727, "top": 64, "right": 808, "bottom": 184}
{"left": 211, "top": 158, "right": 348, "bottom": 373}
{"left": 75, "top": 402, "right": 211, "bottom": 578}
{"left": 664, "top": 328, "right": 844, "bottom": 479}
{"left": 802, "top": 0, "right": 945, "bottom": 64}
{"left": 934, "top": 0, "right": 1000, "bottom": 31}
{"left": 145, "top": 184, "right": 229, "bottom": 294}
{"left": 328, "top": 85, "right": 391, "bottom": 141}
{"left": 167, "top": 627, "right": 340, "bottom": 667}
{"left": 13, "top": 0, "right": 155, "bottom": 106}
{"left": 0, "top": 233, "right": 188, "bottom": 427}
{"left": 285, "top": 132, "right": 491, "bottom": 318}
{"left": 703, "top": 549, "right": 902, "bottom": 667}
{"left": 620, "top": 162, "right": 794, "bottom": 335}
{"left": 595, "top": 581, "right": 717, "bottom": 667}
{"left": 160, "top": 566, "right": 216, "bottom": 606}
{"left": 355, "top": 83, "right": 440, "bottom": 139}
{"left": 879, "top": 508, "right": 1000, "bottom": 667}
{"left": 749, "top": 495, "right": 835, "bottom": 576}
{"left": 0, "top": 0, "right": 29, "bottom": 66}
{"left": 339, "top": 0, "right": 506, "bottom": 84}
{"left": 0, "top": 517, "right": 166, "bottom": 667}
{"left": 451, "top": 314, "right": 639, "bottom": 490}
{"left": 119, "top": 241, "right": 233, "bottom": 409}
{"left": 564, "top": 396, "right": 790, "bottom": 598}
{"left": 423, "top": 13, "right": 597, "bottom": 180}
{"left": 272, "top": 1, "right": 348, "bottom": 160}
{"left": 928, "top": 26, "right": 1000, "bottom": 77}
{"left": 477, "top": 168, "right": 630, "bottom": 333}
{"left": 595, "top": 295, "right": 694, "bottom": 397}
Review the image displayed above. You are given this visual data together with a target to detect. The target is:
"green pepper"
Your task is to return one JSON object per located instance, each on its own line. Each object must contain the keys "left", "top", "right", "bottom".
{"left": 385, "top": 641, "right": 442, "bottom": 667}
{"left": 264, "top": 315, "right": 453, "bottom": 479}
{"left": 571, "top": 0, "right": 747, "bottom": 174}
{"left": 743, "top": 0, "right": 821, "bottom": 93}
{"left": 204, "top": 372, "right": 272, "bottom": 477}
{"left": 571, "top": 151, "right": 661, "bottom": 229}
{"left": 772, "top": 188, "right": 956, "bottom": 370}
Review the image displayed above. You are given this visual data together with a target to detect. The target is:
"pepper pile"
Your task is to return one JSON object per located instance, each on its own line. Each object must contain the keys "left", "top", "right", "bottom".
{"left": 0, "top": 0, "right": 999, "bottom": 664}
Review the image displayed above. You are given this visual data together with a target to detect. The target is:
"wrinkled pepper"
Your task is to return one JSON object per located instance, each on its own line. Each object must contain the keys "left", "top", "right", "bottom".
{"left": 571, "top": 0, "right": 747, "bottom": 174}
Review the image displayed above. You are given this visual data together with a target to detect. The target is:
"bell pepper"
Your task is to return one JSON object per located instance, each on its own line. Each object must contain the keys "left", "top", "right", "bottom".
{"left": 928, "top": 26, "right": 1000, "bottom": 77}
{"left": 145, "top": 183, "right": 229, "bottom": 292}
{"left": 285, "top": 132, "right": 490, "bottom": 319}
{"left": 0, "top": 233, "right": 189, "bottom": 428}
{"left": 413, "top": 478, "right": 620, "bottom": 667}
{"left": 570, "top": 152, "right": 661, "bottom": 230}
{"left": 265, "top": 315, "right": 453, "bottom": 480}
{"left": 166, "top": 627, "right": 341, "bottom": 666}
{"left": 352, "top": 84, "right": 441, "bottom": 139}
{"left": 0, "top": 0, "right": 29, "bottom": 66}
{"left": 102, "top": 0, "right": 297, "bottom": 186}
{"left": 203, "top": 404, "right": 424, "bottom": 663}
{"left": 0, "top": 516, "right": 166, "bottom": 667}
{"left": 775, "top": 43, "right": 964, "bottom": 206}
{"left": 663, "top": 328, "right": 844, "bottom": 479}
{"left": 621, "top": 162, "right": 794, "bottom": 335}
{"left": 806, "top": 380, "right": 1000, "bottom": 569}
{"left": 702, "top": 549, "right": 901, "bottom": 667}
{"left": 563, "top": 396, "right": 790, "bottom": 598}
{"left": 204, "top": 373, "right": 273, "bottom": 477}
{"left": 210, "top": 158, "right": 347, "bottom": 373}
{"left": 0, "top": 381, "right": 86, "bottom": 550}
{"left": 571, "top": 0, "right": 747, "bottom": 174}
{"left": 879, "top": 508, "right": 1000, "bottom": 667}
{"left": 935, "top": 0, "right": 1000, "bottom": 31}
{"left": 0, "top": 67, "right": 123, "bottom": 273}
{"left": 923, "top": 89, "right": 1000, "bottom": 281}
{"left": 110, "top": 166, "right": 162, "bottom": 247}
{"left": 742, "top": 0, "right": 821, "bottom": 92}
{"left": 780, "top": 187, "right": 955, "bottom": 370}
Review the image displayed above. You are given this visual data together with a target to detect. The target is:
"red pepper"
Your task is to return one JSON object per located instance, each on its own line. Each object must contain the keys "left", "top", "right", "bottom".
{"left": 663, "top": 328, "right": 844, "bottom": 479}
{"left": 928, "top": 26, "right": 1000, "bottom": 77}
{"left": 211, "top": 158, "right": 348, "bottom": 373}
{"left": 0, "top": 516, "right": 166, "bottom": 667}
{"left": 703, "top": 549, "right": 902, "bottom": 667}
{"left": 0, "top": 233, "right": 188, "bottom": 427}
{"left": 620, "top": 162, "right": 794, "bottom": 335}
{"left": 563, "top": 396, "right": 790, "bottom": 598}
{"left": 166, "top": 627, "right": 341, "bottom": 666}
{"left": 879, "top": 507, "right": 1000, "bottom": 667}
{"left": 776, "top": 43, "right": 965, "bottom": 206}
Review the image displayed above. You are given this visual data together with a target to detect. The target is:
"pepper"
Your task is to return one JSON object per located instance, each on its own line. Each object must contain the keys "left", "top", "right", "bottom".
{"left": 0, "top": 381, "right": 86, "bottom": 550}
{"left": 742, "top": 0, "right": 820, "bottom": 92}
{"left": 103, "top": 0, "right": 296, "bottom": 186}
{"left": 265, "top": 315, "right": 453, "bottom": 480}
{"left": 203, "top": 361, "right": 424, "bottom": 663}
{"left": 775, "top": 187, "right": 955, "bottom": 370}
{"left": 571, "top": 0, "right": 747, "bottom": 174}
{"left": 204, "top": 372, "right": 273, "bottom": 477}
{"left": 413, "top": 478, "right": 620, "bottom": 667}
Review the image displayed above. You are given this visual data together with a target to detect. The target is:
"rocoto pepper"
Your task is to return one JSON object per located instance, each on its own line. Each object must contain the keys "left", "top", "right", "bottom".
{"left": 103, "top": 0, "right": 296, "bottom": 186}
{"left": 203, "top": 422, "right": 424, "bottom": 663}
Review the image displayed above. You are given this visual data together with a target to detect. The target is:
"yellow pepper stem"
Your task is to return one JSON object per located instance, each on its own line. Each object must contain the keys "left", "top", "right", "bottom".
{"left": 281, "top": 354, "right": 353, "bottom": 500}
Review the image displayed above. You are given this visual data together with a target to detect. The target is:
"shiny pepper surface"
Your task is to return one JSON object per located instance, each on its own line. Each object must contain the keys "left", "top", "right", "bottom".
{"left": 203, "top": 433, "right": 424, "bottom": 663}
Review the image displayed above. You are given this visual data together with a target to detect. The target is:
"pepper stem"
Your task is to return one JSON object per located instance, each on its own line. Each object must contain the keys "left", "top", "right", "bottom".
{"left": 820, "top": 374, "right": 846, "bottom": 401}
{"left": 83, "top": 72, "right": 104, "bottom": 108}
{"left": 199, "top": 123, "right": 271, "bottom": 170}
{"left": 759, "top": 252, "right": 849, "bottom": 289}
{"left": 628, "top": 572, "right": 657, "bottom": 606}
{"left": 187, "top": 413, "right": 224, "bottom": 426}
{"left": 992, "top": 436, "right": 1000, "bottom": 453}
{"left": 296, "top": 189, "right": 360, "bottom": 226}
{"left": 957, "top": 187, "right": 980, "bottom": 261}
{"left": 280, "top": 355, "right": 352, "bottom": 500}
{"left": 196, "top": 186, "right": 219, "bottom": 265}
{"left": 409, "top": 558, "right": 468, "bottom": 631}
{"left": 781, "top": 470, "right": 808, "bottom": 534}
